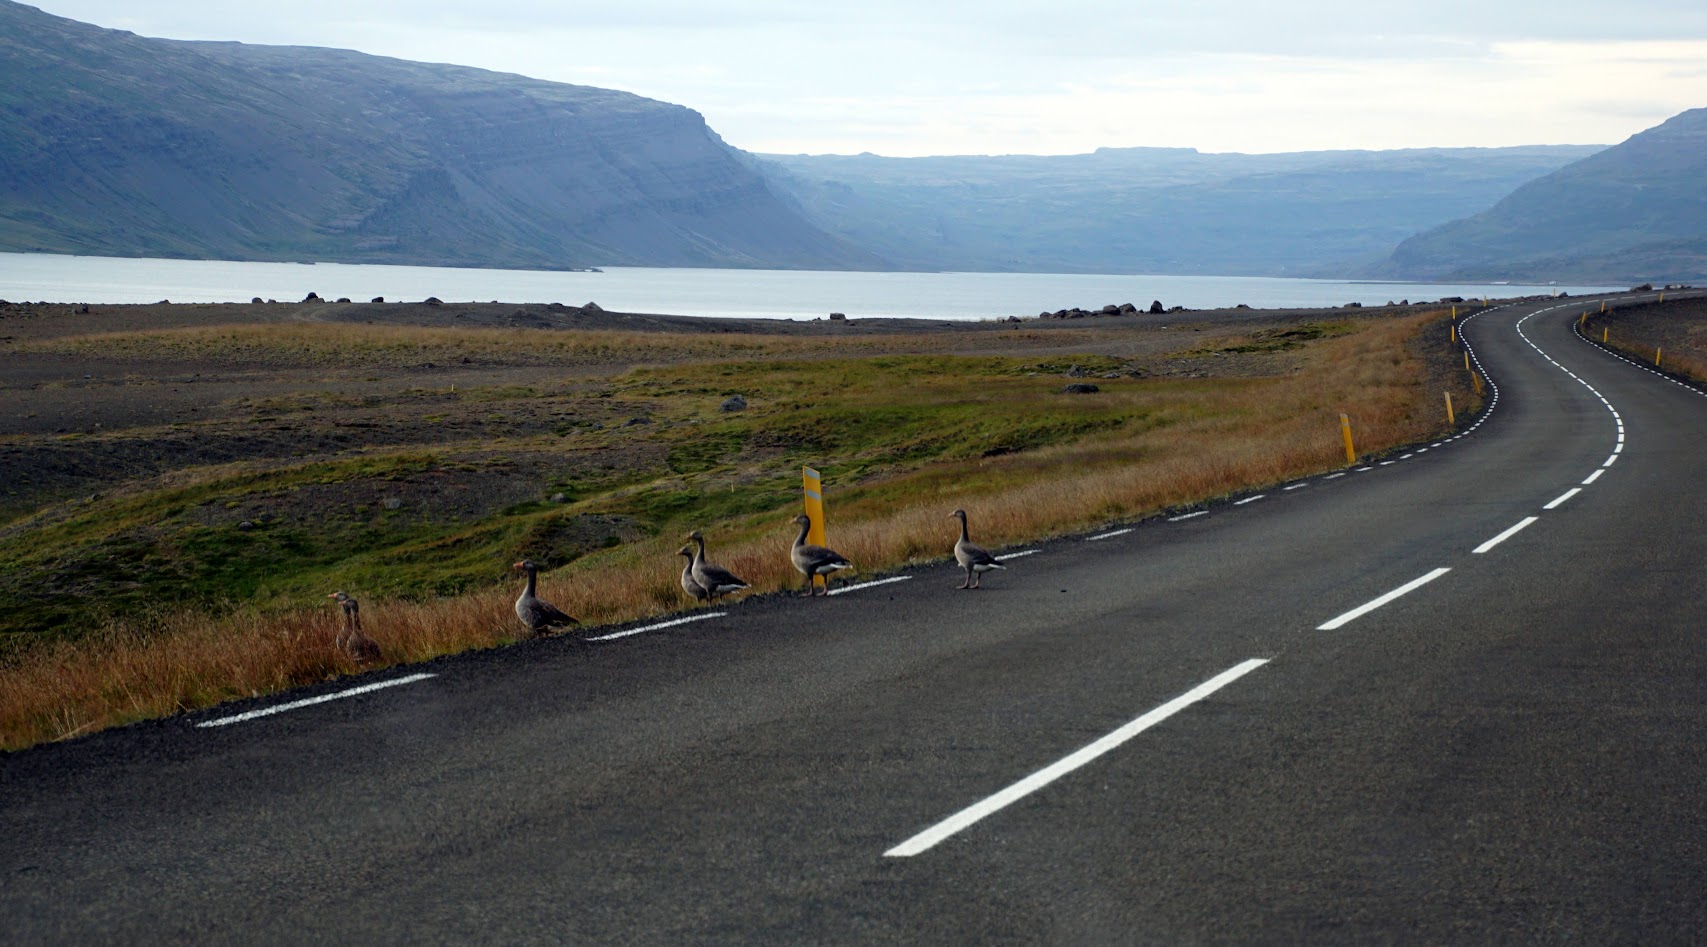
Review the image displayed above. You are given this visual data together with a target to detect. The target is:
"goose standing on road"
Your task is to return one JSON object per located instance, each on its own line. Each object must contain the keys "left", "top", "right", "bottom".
{"left": 950, "top": 509, "right": 1005, "bottom": 589}
{"left": 513, "top": 559, "right": 578, "bottom": 634}
{"left": 790, "top": 514, "right": 854, "bottom": 596}
{"left": 678, "top": 544, "right": 709, "bottom": 603}
{"left": 328, "top": 591, "right": 382, "bottom": 663}
{"left": 687, "top": 530, "right": 750, "bottom": 603}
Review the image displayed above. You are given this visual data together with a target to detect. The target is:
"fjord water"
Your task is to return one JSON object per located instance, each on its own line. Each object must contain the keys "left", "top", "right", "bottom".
{"left": 0, "top": 252, "right": 1619, "bottom": 320}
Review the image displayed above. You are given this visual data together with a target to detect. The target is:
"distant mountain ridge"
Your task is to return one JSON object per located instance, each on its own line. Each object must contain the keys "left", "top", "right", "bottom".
{"left": 0, "top": 0, "right": 880, "bottom": 270}
{"left": 1377, "top": 108, "right": 1707, "bottom": 283}
{"left": 751, "top": 145, "right": 1604, "bottom": 276}
{"left": 5, "top": 0, "right": 1672, "bottom": 282}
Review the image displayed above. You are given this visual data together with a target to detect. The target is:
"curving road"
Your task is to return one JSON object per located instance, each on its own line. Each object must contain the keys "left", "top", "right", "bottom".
{"left": 5, "top": 293, "right": 1707, "bottom": 944}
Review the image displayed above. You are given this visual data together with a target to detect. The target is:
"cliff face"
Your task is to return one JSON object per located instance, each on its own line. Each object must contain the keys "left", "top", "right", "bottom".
{"left": 0, "top": 1, "right": 880, "bottom": 270}
{"left": 1380, "top": 108, "right": 1707, "bottom": 283}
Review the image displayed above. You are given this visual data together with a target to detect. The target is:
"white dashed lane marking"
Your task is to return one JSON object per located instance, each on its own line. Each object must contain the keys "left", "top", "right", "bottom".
{"left": 197, "top": 674, "right": 437, "bottom": 728}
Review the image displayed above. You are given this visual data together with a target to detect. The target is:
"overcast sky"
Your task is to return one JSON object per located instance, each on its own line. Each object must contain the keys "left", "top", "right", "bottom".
{"left": 23, "top": 1, "right": 1707, "bottom": 156}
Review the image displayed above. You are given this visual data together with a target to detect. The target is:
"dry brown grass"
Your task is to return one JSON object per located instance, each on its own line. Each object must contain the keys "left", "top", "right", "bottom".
{"left": 16, "top": 321, "right": 1131, "bottom": 369}
{"left": 0, "top": 310, "right": 1464, "bottom": 751}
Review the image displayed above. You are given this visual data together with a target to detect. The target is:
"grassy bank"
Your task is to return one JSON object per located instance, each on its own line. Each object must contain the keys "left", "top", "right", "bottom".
{"left": 0, "top": 309, "right": 1476, "bottom": 750}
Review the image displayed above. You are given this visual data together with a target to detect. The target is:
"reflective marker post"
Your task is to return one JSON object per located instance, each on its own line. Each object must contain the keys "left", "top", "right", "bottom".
{"left": 1340, "top": 414, "right": 1356, "bottom": 466}
{"left": 803, "top": 465, "right": 827, "bottom": 591}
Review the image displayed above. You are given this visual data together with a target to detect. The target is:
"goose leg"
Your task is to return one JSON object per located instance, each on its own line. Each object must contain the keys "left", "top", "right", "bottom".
{"left": 801, "top": 574, "right": 814, "bottom": 597}
{"left": 958, "top": 566, "right": 973, "bottom": 590}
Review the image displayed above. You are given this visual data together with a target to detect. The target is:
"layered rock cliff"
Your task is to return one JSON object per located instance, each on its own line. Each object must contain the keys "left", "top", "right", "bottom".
{"left": 0, "top": 0, "right": 881, "bottom": 270}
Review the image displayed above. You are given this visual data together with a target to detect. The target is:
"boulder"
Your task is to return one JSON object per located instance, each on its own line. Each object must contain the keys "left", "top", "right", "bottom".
{"left": 1100, "top": 304, "right": 1120, "bottom": 314}
{"left": 1119, "top": 303, "right": 1139, "bottom": 314}
{"left": 371, "top": 296, "right": 385, "bottom": 303}
{"left": 829, "top": 312, "right": 847, "bottom": 321}
{"left": 720, "top": 394, "right": 748, "bottom": 412}
{"left": 1066, "top": 364, "right": 1089, "bottom": 377}
{"left": 1062, "top": 383, "right": 1100, "bottom": 394}
{"left": 1149, "top": 300, "right": 1165, "bottom": 314}
{"left": 303, "top": 291, "right": 320, "bottom": 302}
{"left": 251, "top": 297, "right": 264, "bottom": 304}
{"left": 423, "top": 296, "right": 443, "bottom": 306}
{"left": 583, "top": 301, "right": 604, "bottom": 312}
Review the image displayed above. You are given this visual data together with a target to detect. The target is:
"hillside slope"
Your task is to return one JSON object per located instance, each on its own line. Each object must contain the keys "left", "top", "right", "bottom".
{"left": 1380, "top": 108, "right": 1707, "bottom": 283}
{"left": 0, "top": 1, "right": 880, "bottom": 270}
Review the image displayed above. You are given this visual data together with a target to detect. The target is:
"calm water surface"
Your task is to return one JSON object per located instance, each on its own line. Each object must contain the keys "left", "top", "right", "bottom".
{"left": 0, "top": 253, "right": 1621, "bottom": 320}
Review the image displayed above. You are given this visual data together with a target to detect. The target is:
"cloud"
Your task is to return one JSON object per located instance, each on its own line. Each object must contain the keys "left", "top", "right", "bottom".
{"left": 22, "top": 1, "right": 1707, "bottom": 156}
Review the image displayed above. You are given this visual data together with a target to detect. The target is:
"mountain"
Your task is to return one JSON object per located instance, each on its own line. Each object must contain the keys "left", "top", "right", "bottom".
{"left": 750, "top": 145, "right": 1604, "bottom": 276}
{"left": 0, "top": 0, "right": 880, "bottom": 270}
{"left": 1380, "top": 108, "right": 1707, "bottom": 283}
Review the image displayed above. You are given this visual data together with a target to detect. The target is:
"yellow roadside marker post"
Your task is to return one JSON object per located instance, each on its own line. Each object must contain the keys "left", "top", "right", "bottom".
{"left": 1451, "top": 322, "right": 1457, "bottom": 344}
{"left": 1464, "top": 350, "right": 1471, "bottom": 370}
{"left": 1340, "top": 414, "right": 1356, "bottom": 466}
{"left": 1657, "top": 347, "right": 1663, "bottom": 368}
{"left": 1603, "top": 327, "right": 1609, "bottom": 343}
{"left": 1445, "top": 391, "right": 1455, "bottom": 426}
{"left": 1601, "top": 301, "right": 1606, "bottom": 313}
{"left": 802, "top": 465, "right": 827, "bottom": 592}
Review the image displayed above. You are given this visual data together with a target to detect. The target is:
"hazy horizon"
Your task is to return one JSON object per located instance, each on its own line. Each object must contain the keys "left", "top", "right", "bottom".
{"left": 17, "top": 0, "right": 1706, "bottom": 158}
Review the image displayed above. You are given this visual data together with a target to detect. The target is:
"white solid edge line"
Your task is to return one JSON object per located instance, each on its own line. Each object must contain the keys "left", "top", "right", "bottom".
{"left": 884, "top": 658, "right": 1269, "bottom": 858}
{"left": 1169, "top": 511, "right": 1208, "bottom": 521}
{"left": 1543, "top": 488, "right": 1582, "bottom": 510}
{"left": 1324, "top": 473, "right": 1347, "bottom": 480}
{"left": 589, "top": 611, "right": 727, "bottom": 642}
{"left": 1317, "top": 568, "right": 1452, "bottom": 630}
{"left": 997, "top": 549, "right": 1039, "bottom": 560}
{"left": 1086, "top": 528, "right": 1133, "bottom": 541}
{"left": 827, "top": 575, "right": 912, "bottom": 596}
{"left": 1473, "top": 516, "right": 1540, "bottom": 555}
{"left": 1582, "top": 469, "right": 1605, "bottom": 485}
{"left": 1234, "top": 495, "right": 1266, "bottom": 505}
{"left": 197, "top": 673, "right": 437, "bottom": 728}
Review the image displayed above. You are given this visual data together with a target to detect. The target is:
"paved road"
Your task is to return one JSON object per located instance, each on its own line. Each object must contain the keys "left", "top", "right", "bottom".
{"left": 5, "top": 294, "right": 1706, "bottom": 944}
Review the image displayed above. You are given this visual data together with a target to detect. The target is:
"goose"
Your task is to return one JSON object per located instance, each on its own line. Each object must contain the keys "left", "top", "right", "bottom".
{"left": 678, "top": 544, "right": 709, "bottom": 603}
{"left": 687, "top": 530, "right": 750, "bottom": 602}
{"left": 790, "top": 514, "right": 854, "bottom": 596}
{"left": 513, "top": 559, "right": 578, "bottom": 634}
{"left": 949, "top": 509, "right": 1005, "bottom": 589}
{"left": 327, "top": 591, "right": 382, "bottom": 663}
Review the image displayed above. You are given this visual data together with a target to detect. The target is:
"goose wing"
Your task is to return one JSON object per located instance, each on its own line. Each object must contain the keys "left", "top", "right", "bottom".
{"left": 956, "top": 539, "right": 1003, "bottom": 568}
{"left": 520, "top": 596, "right": 578, "bottom": 628}
{"left": 795, "top": 543, "right": 853, "bottom": 573}
{"left": 696, "top": 562, "right": 750, "bottom": 592}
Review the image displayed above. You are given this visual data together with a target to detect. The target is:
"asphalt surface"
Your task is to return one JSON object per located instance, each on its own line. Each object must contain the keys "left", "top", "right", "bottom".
{"left": 5, "top": 292, "right": 1706, "bottom": 944}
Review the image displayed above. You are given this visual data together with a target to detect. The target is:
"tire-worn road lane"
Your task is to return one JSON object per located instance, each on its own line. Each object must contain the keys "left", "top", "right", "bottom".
{"left": 5, "top": 294, "right": 1705, "bottom": 944}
